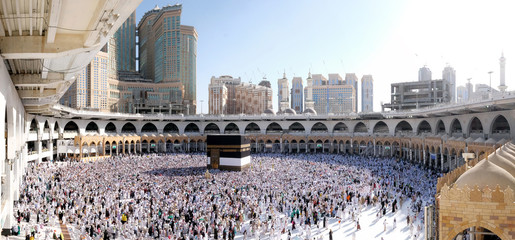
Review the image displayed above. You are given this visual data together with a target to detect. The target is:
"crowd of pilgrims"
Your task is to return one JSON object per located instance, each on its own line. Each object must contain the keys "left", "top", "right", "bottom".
{"left": 15, "top": 152, "right": 438, "bottom": 239}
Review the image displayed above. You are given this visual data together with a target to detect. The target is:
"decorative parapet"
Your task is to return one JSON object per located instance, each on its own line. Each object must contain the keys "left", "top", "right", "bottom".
{"left": 439, "top": 183, "right": 514, "bottom": 204}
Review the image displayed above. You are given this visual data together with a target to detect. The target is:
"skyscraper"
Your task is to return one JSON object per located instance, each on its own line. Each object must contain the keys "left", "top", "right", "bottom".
{"left": 361, "top": 75, "right": 373, "bottom": 112}
{"left": 114, "top": 11, "right": 136, "bottom": 72}
{"left": 442, "top": 65, "right": 456, "bottom": 102}
{"left": 344, "top": 73, "right": 359, "bottom": 112}
{"left": 311, "top": 74, "right": 355, "bottom": 114}
{"left": 418, "top": 66, "right": 432, "bottom": 81}
{"left": 61, "top": 50, "right": 109, "bottom": 112}
{"left": 291, "top": 77, "right": 303, "bottom": 113}
{"left": 499, "top": 52, "right": 507, "bottom": 92}
{"left": 278, "top": 72, "right": 289, "bottom": 112}
{"left": 138, "top": 4, "right": 197, "bottom": 114}
{"left": 304, "top": 72, "right": 314, "bottom": 111}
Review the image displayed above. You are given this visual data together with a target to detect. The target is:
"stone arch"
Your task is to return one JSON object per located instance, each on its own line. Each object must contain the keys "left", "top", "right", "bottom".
{"left": 64, "top": 121, "right": 79, "bottom": 134}
{"left": 436, "top": 119, "right": 446, "bottom": 135}
{"left": 373, "top": 121, "right": 388, "bottom": 134}
{"left": 394, "top": 121, "right": 413, "bottom": 135}
{"left": 311, "top": 122, "right": 328, "bottom": 133}
{"left": 244, "top": 122, "right": 261, "bottom": 134}
{"left": 417, "top": 120, "right": 432, "bottom": 134}
{"left": 450, "top": 118, "right": 463, "bottom": 136}
{"left": 105, "top": 122, "right": 116, "bottom": 134}
{"left": 224, "top": 123, "right": 239, "bottom": 134}
{"left": 43, "top": 120, "right": 50, "bottom": 132}
{"left": 53, "top": 121, "right": 60, "bottom": 133}
{"left": 121, "top": 122, "right": 136, "bottom": 133}
{"left": 288, "top": 122, "right": 305, "bottom": 133}
{"left": 85, "top": 121, "right": 99, "bottom": 134}
{"left": 353, "top": 122, "right": 367, "bottom": 133}
{"left": 184, "top": 123, "right": 200, "bottom": 133}
{"left": 266, "top": 122, "right": 283, "bottom": 134}
{"left": 141, "top": 123, "right": 158, "bottom": 133}
{"left": 445, "top": 222, "right": 508, "bottom": 240}
{"left": 468, "top": 117, "right": 483, "bottom": 137}
{"left": 332, "top": 122, "right": 348, "bottom": 133}
{"left": 490, "top": 114, "right": 510, "bottom": 138}
{"left": 204, "top": 123, "right": 220, "bottom": 134}
{"left": 163, "top": 123, "right": 179, "bottom": 134}
{"left": 29, "top": 118, "right": 39, "bottom": 133}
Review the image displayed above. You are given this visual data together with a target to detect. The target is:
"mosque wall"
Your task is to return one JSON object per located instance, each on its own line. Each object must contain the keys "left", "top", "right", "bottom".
{"left": 0, "top": 57, "right": 28, "bottom": 230}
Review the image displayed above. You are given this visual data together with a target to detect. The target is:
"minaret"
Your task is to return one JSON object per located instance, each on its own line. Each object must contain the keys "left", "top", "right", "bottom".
{"left": 499, "top": 52, "right": 507, "bottom": 92}
{"left": 304, "top": 71, "right": 314, "bottom": 110}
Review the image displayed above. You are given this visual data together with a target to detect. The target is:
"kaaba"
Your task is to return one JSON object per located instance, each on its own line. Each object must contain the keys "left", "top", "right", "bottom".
{"left": 206, "top": 135, "right": 251, "bottom": 171}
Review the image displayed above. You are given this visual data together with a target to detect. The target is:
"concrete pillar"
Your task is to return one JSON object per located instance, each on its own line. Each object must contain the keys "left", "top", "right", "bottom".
{"left": 440, "top": 148, "right": 444, "bottom": 172}
{"left": 373, "top": 139, "right": 376, "bottom": 156}
{"left": 448, "top": 154, "right": 451, "bottom": 171}
{"left": 49, "top": 140, "right": 54, "bottom": 161}
{"left": 36, "top": 138, "right": 42, "bottom": 163}
{"left": 422, "top": 148, "right": 426, "bottom": 166}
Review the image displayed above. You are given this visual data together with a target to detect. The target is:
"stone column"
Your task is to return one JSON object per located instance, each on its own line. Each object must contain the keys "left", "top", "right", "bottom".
{"left": 422, "top": 148, "right": 426, "bottom": 166}
{"left": 36, "top": 137, "right": 42, "bottom": 163}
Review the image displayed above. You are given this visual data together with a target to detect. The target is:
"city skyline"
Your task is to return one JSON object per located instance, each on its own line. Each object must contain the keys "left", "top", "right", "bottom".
{"left": 136, "top": 0, "right": 515, "bottom": 113}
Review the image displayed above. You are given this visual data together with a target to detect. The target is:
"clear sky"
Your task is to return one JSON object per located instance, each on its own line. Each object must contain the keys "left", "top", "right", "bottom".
{"left": 136, "top": 0, "right": 515, "bottom": 113}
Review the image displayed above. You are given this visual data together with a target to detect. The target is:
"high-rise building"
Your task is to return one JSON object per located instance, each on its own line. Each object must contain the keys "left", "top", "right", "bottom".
{"left": 278, "top": 73, "right": 290, "bottom": 112}
{"left": 137, "top": 4, "right": 197, "bottom": 114}
{"left": 209, "top": 76, "right": 272, "bottom": 115}
{"left": 310, "top": 73, "right": 356, "bottom": 114}
{"left": 382, "top": 79, "right": 451, "bottom": 111}
{"left": 61, "top": 50, "right": 109, "bottom": 112}
{"left": 499, "top": 52, "right": 507, "bottom": 92}
{"left": 418, "top": 66, "right": 432, "bottom": 81}
{"left": 456, "top": 86, "right": 469, "bottom": 103}
{"left": 442, "top": 65, "right": 456, "bottom": 102}
{"left": 361, "top": 75, "right": 373, "bottom": 112}
{"left": 304, "top": 72, "right": 314, "bottom": 111}
{"left": 291, "top": 77, "right": 303, "bottom": 113}
{"left": 114, "top": 11, "right": 136, "bottom": 72}
{"left": 208, "top": 76, "right": 241, "bottom": 115}
{"left": 344, "top": 73, "right": 359, "bottom": 112}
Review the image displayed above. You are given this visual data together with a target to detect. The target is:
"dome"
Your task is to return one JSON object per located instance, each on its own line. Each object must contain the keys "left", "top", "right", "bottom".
{"left": 153, "top": 5, "right": 160, "bottom": 10}
{"left": 473, "top": 137, "right": 485, "bottom": 143}
{"left": 502, "top": 145, "right": 515, "bottom": 158}
{"left": 142, "top": 134, "right": 148, "bottom": 137}
{"left": 496, "top": 138, "right": 507, "bottom": 145}
{"left": 283, "top": 108, "right": 296, "bottom": 115}
{"left": 263, "top": 109, "right": 275, "bottom": 115}
{"left": 455, "top": 158, "right": 515, "bottom": 190}
{"left": 490, "top": 149, "right": 515, "bottom": 177}
{"left": 448, "top": 136, "right": 456, "bottom": 141}
{"left": 304, "top": 108, "right": 317, "bottom": 115}
{"left": 465, "top": 137, "right": 475, "bottom": 143}
{"left": 456, "top": 137, "right": 465, "bottom": 141}
{"left": 485, "top": 138, "right": 497, "bottom": 144}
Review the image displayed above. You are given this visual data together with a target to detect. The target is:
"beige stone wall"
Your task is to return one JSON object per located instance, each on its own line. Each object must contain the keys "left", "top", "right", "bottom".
{"left": 438, "top": 184, "right": 515, "bottom": 240}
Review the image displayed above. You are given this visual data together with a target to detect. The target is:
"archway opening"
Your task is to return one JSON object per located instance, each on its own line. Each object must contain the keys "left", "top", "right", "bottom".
{"left": 85, "top": 122, "right": 99, "bottom": 134}
{"left": 204, "top": 123, "right": 220, "bottom": 134}
{"left": 468, "top": 117, "right": 483, "bottom": 138}
{"left": 224, "top": 123, "right": 240, "bottom": 134}
{"left": 354, "top": 122, "right": 367, "bottom": 133}
{"left": 141, "top": 123, "right": 158, "bottom": 134}
{"left": 163, "top": 123, "right": 179, "bottom": 134}
{"left": 266, "top": 122, "right": 283, "bottom": 134}
{"left": 288, "top": 122, "right": 305, "bottom": 133}
{"left": 333, "top": 122, "right": 348, "bottom": 133}
{"left": 244, "top": 122, "right": 260, "bottom": 134}
{"left": 417, "top": 120, "right": 432, "bottom": 135}
{"left": 491, "top": 115, "right": 510, "bottom": 140}
{"left": 373, "top": 121, "right": 388, "bottom": 134}
{"left": 105, "top": 122, "right": 116, "bottom": 134}
{"left": 121, "top": 123, "right": 136, "bottom": 134}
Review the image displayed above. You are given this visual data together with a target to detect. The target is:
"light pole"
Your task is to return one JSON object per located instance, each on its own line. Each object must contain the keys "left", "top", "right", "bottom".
{"left": 488, "top": 71, "right": 493, "bottom": 99}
